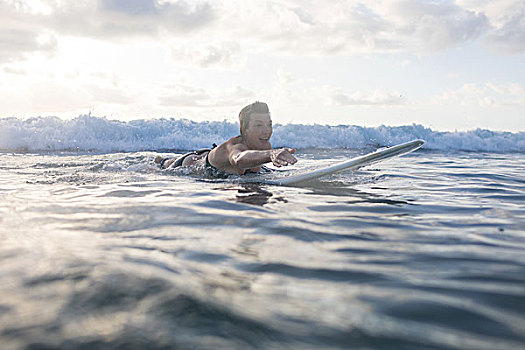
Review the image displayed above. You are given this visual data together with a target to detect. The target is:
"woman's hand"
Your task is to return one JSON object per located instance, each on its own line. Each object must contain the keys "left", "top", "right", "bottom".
{"left": 270, "top": 148, "right": 297, "bottom": 167}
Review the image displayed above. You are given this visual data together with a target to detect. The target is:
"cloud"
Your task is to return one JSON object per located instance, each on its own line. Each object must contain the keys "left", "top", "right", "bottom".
{"left": 171, "top": 41, "right": 242, "bottom": 68}
{"left": 0, "top": 79, "right": 91, "bottom": 114}
{"left": 46, "top": 0, "right": 215, "bottom": 39}
{"left": 433, "top": 82, "right": 525, "bottom": 107}
{"left": 159, "top": 84, "right": 255, "bottom": 107}
{"left": 158, "top": 85, "right": 210, "bottom": 107}
{"left": 263, "top": 68, "right": 406, "bottom": 108}
{"left": 330, "top": 89, "right": 407, "bottom": 106}
{"left": 3, "top": 66, "right": 27, "bottom": 75}
{"left": 1, "top": 0, "right": 524, "bottom": 69}
{"left": 0, "top": 0, "right": 525, "bottom": 69}
{"left": 1, "top": 0, "right": 215, "bottom": 45}
{"left": 457, "top": 0, "right": 525, "bottom": 53}
{"left": 86, "top": 85, "right": 137, "bottom": 105}
{"left": 101, "top": 0, "right": 159, "bottom": 15}
{"left": 204, "top": 1, "right": 491, "bottom": 55}
{"left": 0, "top": 29, "right": 55, "bottom": 62}
{"left": 485, "top": 7, "right": 525, "bottom": 54}
{"left": 210, "top": 1, "right": 385, "bottom": 55}
{"left": 0, "top": 2, "right": 57, "bottom": 63}
{"left": 390, "top": 0, "right": 489, "bottom": 51}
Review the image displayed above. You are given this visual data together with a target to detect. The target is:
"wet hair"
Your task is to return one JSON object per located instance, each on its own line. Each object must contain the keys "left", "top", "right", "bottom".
{"left": 239, "top": 101, "right": 270, "bottom": 136}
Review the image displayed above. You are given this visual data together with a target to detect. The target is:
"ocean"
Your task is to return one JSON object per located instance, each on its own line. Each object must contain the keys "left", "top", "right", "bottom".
{"left": 1, "top": 115, "right": 524, "bottom": 349}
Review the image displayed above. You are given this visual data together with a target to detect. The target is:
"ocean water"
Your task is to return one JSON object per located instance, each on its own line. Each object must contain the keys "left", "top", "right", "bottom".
{"left": 1, "top": 116, "right": 525, "bottom": 350}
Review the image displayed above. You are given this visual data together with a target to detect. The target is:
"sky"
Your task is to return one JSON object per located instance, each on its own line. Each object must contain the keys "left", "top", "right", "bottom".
{"left": 1, "top": 0, "right": 524, "bottom": 131}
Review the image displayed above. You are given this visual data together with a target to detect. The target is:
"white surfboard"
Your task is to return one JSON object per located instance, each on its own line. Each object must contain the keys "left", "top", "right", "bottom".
{"left": 256, "top": 139, "right": 425, "bottom": 186}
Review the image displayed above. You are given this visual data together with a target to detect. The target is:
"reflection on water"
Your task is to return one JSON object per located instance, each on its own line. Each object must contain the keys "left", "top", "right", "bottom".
{"left": 304, "top": 179, "right": 411, "bottom": 206}
{"left": 234, "top": 184, "right": 288, "bottom": 206}
{"left": 1, "top": 151, "right": 525, "bottom": 349}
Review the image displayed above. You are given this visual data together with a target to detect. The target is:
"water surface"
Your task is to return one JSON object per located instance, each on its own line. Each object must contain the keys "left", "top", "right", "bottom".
{"left": 1, "top": 149, "right": 524, "bottom": 349}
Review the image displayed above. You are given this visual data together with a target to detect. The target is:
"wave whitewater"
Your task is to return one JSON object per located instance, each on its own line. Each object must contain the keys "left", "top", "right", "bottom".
{"left": 0, "top": 115, "right": 523, "bottom": 153}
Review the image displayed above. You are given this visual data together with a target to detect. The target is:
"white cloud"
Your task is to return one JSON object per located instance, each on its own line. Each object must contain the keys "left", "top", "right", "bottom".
{"left": 260, "top": 69, "right": 406, "bottom": 113}
{"left": 171, "top": 41, "right": 243, "bottom": 68}
{"left": 159, "top": 84, "right": 255, "bottom": 108}
{"left": 86, "top": 85, "right": 137, "bottom": 105}
{"left": 457, "top": 0, "right": 525, "bottom": 53}
{"left": 3, "top": 66, "right": 26, "bottom": 75}
{"left": 46, "top": 0, "right": 215, "bottom": 39}
{"left": 0, "top": 79, "right": 91, "bottom": 114}
{"left": 158, "top": 84, "right": 210, "bottom": 107}
{"left": 329, "top": 89, "right": 407, "bottom": 106}
{"left": 0, "top": 0, "right": 215, "bottom": 48}
{"left": 434, "top": 82, "right": 525, "bottom": 108}
{"left": 1, "top": 0, "right": 524, "bottom": 67}
{"left": 0, "top": 2, "right": 57, "bottom": 63}
{"left": 206, "top": 0, "right": 490, "bottom": 55}
{"left": 389, "top": 0, "right": 488, "bottom": 51}
{"left": 485, "top": 7, "right": 525, "bottom": 54}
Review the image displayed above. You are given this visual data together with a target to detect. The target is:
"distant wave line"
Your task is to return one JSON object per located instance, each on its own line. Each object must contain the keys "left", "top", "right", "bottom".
{"left": 0, "top": 115, "right": 523, "bottom": 153}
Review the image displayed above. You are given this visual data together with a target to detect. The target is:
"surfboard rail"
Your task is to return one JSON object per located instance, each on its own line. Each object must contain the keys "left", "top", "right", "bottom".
{"left": 261, "top": 139, "right": 425, "bottom": 185}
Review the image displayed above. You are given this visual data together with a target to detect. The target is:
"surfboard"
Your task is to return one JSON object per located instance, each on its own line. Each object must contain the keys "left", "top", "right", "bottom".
{"left": 255, "top": 139, "right": 425, "bottom": 186}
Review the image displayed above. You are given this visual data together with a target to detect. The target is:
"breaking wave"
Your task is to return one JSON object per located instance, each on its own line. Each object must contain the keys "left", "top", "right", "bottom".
{"left": 1, "top": 115, "right": 523, "bottom": 153}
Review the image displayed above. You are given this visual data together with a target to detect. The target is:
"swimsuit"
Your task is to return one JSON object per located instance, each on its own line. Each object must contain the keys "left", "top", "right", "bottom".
{"left": 158, "top": 149, "right": 210, "bottom": 169}
{"left": 159, "top": 144, "right": 217, "bottom": 169}
{"left": 159, "top": 143, "right": 272, "bottom": 175}
{"left": 204, "top": 152, "right": 220, "bottom": 173}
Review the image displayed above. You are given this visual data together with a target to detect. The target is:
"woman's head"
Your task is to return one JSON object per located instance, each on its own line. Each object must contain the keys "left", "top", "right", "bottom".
{"left": 238, "top": 102, "right": 272, "bottom": 149}
{"left": 239, "top": 101, "right": 270, "bottom": 137}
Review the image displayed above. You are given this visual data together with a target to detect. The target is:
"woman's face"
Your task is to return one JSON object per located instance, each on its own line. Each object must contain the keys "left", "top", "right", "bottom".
{"left": 244, "top": 113, "right": 273, "bottom": 150}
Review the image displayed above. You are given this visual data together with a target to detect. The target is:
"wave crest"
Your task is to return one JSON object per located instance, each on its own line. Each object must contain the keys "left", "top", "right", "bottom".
{"left": 1, "top": 115, "right": 523, "bottom": 153}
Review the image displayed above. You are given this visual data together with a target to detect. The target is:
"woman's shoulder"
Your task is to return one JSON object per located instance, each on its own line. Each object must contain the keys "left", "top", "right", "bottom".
{"left": 228, "top": 135, "right": 243, "bottom": 144}
{"left": 221, "top": 135, "right": 246, "bottom": 150}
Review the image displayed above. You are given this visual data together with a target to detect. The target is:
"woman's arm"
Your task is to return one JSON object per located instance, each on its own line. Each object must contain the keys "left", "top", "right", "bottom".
{"left": 229, "top": 147, "right": 297, "bottom": 169}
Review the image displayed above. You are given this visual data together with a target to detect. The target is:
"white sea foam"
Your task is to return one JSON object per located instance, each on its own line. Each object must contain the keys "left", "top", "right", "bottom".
{"left": 0, "top": 115, "right": 523, "bottom": 153}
